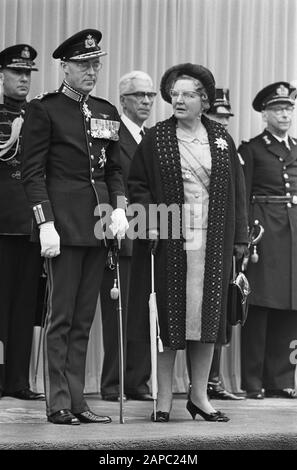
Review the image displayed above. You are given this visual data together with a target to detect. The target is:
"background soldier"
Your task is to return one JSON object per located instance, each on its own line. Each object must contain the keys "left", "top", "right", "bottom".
{"left": 207, "top": 88, "right": 234, "bottom": 129}
{"left": 206, "top": 88, "right": 244, "bottom": 400}
{"left": 0, "top": 44, "right": 44, "bottom": 401}
{"left": 239, "top": 82, "right": 297, "bottom": 399}
{"left": 101, "top": 71, "right": 156, "bottom": 402}
{"left": 21, "top": 29, "right": 128, "bottom": 424}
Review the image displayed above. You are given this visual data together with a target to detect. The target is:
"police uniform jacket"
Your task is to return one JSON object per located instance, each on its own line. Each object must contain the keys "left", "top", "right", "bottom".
{"left": 21, "top": 82, "right": 126, "bottom": 246}
{"left": 0, "top": 96, "right": 32, "bottom": 234}
{"left": 238, "top": 129, "right": 297, "bottom": 310}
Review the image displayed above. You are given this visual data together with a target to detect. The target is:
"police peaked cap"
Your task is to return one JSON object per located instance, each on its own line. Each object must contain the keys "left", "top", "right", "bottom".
{"left": 160, "top": 63, "right": 216, "bottom": 105}
{"left": 53, "top": 28, "right": 107, "bottom": 61}
{"left": 0, "top": 44, "right": 38, "bottom": 71}
{"left": 253, "top": 81, "right": 296, "bottom": 112}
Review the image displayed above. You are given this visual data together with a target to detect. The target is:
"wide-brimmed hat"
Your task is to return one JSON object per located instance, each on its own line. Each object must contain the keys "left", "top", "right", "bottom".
{"left": 253, "top": 81, "right": 295, "bottom": 112}
{"left": 160, "top": 63, "right": 216, "bottom": 105}
{"left": 53, "top": 28, "right": 107, "bottom": 61}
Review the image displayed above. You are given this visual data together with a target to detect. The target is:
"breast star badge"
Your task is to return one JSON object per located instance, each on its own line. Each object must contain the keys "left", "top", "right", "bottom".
{"left": 214, "top": 137, "right": 228, "bottom": 150}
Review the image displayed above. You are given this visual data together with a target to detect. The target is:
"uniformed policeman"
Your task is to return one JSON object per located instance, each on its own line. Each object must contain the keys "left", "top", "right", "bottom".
{"left": 205, "top": 88, "right": 244, "bottom": 401}
{"left": 21, "top": 29, "right": 128, "bottom": 424}
{"left": 0, "top": 44, "right": 44, "bottom": 401}
{"left": 238, "top": 82, "right": 297, "bottom": 399}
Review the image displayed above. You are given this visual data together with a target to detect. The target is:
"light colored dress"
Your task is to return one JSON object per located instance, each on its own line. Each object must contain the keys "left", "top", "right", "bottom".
{"left": 176, "top": 125, "right": 211, "bottom": 341}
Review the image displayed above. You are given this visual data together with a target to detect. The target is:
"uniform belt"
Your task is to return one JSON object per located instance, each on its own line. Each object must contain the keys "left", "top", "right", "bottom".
{"left": 252, "top": 195, "right": 297, "bottom": 204}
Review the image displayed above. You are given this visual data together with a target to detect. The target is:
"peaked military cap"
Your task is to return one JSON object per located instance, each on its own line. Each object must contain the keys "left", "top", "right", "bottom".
{"left": 53, "top": 28, "right": 107, "bottom": 61}
{"left": 207, "top": 88, "right": 234, "bottom": 116}
{"left": 0, "top": 44, "right": 38, "bottom": 71}
{"left": 160, "top": 63, "right": 216, "bottom": 105}
{"left": 253, "top": 81, "right": 296, "bottom": 112}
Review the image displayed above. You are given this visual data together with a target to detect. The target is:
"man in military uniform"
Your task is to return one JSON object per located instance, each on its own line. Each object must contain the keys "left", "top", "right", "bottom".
{"left": 22, "top": 29, "right": 128, "bottom": 424}
{"left": 205, "top": 88, "right": 244, "bottom": 400}
{"left": 100, "top": 71, "right": 156, "bottom": 402}
{"left": 238, "top": 82, "right": 297, "bottom": 399}
{"left": 0, "top": 44, "right": 44, "bottom": 401}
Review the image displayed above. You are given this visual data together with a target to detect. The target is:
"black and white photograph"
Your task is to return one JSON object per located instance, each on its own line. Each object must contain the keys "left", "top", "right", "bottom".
{"left": 0, "top": 0, "right": 296, "bottom": 458}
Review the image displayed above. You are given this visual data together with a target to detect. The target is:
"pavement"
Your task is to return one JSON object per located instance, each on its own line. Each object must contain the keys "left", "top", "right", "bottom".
{"left": 0, "top": 394, "right": 297, "bottom": 450}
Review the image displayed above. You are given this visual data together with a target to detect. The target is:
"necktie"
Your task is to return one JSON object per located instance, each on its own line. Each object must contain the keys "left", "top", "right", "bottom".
{"left": 140, "top": 129, "right": 145, "bottom": 139}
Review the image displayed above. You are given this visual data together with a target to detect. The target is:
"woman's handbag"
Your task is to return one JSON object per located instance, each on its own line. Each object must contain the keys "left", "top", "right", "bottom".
{"left": 227, "top": 256, "right": 251, "bottom": 326}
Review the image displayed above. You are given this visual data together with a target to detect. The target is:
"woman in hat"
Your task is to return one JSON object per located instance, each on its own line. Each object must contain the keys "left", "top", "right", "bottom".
{"left": 128, "top": 63, "right": 248, "bottom": 422}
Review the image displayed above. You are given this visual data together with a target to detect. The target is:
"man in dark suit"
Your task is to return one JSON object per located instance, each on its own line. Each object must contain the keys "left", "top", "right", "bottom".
{"left": 21, "top": 29, "right": 128, "bottom": 424}
{"left": 100, "top": 71, "right": 156, "bottom": 401}
{"left": 0, "top": 44, "right": 44, "bottom": 401}
{"left": 238, "top": 82, "right": 297, "bottom": 399}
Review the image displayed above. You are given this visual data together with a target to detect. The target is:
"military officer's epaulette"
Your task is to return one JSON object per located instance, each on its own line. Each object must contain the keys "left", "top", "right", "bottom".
{"left": 89, "top": 94, "right": 115, "bottom": 106}
{"left": 34, "top": 90, "right": 59, "bottom": 100}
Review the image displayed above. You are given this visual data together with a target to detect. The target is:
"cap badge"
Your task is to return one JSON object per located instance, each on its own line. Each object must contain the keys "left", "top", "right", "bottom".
{"left": 276, "top": 84, "right": 289, "bottom": 97}
{"left": 214, "top": 137, "right": 228, "bottom": 151}
{"left": 21, "top": 47, "right": 30, "bottom": 59}
{"left": 85, "top": 34, "right": 96, "bottom": 49}
{"left": 222, "top": 88, "right": 228, "bottom": 103}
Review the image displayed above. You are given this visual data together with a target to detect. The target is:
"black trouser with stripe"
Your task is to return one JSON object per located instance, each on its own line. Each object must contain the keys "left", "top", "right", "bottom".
{"left": 0, "top": 235, "right": 42, "bottom": 395}
{"left": 241, "top": 305, "right": 297, "bottom": 392}
{"left": 44, "top": 245, "right": 107, "bottom": 416}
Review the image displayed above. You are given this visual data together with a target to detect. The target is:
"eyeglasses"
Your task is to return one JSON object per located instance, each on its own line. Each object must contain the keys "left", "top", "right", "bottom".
{"left": 266, "top": 105, "right": 295, "bottom": 116}
{"left": 170, "top": 89, "right": 203, "bottom": 100}
{"left": 71, "top": 60, "right": 102, "bottom": 72}
{"left": 122, "top": 92, "right": 157, "bottom": 102}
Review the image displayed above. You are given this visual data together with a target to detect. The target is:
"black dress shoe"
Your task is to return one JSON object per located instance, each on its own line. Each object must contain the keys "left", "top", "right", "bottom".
{"left": 102, "top": 394, "right": 127, "bottom": 402}
{"left": 6, "top": 389, "right": 45, "bottom": 400}
{"left": 208, "top": 382, "right": 245, "bottom": 400}
{"left": 246, "top": 390, "right": 264, "bottom": 399}
{"left": 151, "top": 411, "right": 170, "bottom": 422}
{"left": 126, "top": 393, "right": 153, "bottom": 401}
{"left": 265, "top": 388, "right": 297, "bottom": 399}
{"left": 186, "top": 400, "right": 230, "bottom": 422}
{"left": 74, "top": 410, "right": 112, "bottom": 423}
{"left": 48, "top": 409, "right": 80, "bottom": 425}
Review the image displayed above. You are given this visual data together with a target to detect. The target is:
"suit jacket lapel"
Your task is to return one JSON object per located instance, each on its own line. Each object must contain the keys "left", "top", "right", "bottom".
{"left": 120, "top": 120, "right": 138, "bottom": 160}
{"left": 285, "top": 136, "right": 297, "bottom": 166}
{"left": 261, "top": 130, "right": 289, "bottom": 162}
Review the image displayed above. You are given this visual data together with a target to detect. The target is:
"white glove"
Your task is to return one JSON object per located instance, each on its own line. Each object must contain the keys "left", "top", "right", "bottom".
{"left": 39, "top": 222, "right": 60, "bottom": 258}
{"left": 109, "top": 208, "right": 129, "bottom": 239}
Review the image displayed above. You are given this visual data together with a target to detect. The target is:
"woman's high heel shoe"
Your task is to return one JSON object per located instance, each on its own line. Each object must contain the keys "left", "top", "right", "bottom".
{"left": 151, "top": 410, "right": 170, "bottom": 422}
{"left": 186, "top": 400, "right": 230, "bottom": 422}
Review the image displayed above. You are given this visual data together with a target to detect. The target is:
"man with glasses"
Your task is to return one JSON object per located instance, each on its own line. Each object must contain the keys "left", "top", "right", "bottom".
{"left": 238, "top": 82, "right": 297, "bottom": 399}
{"left": 101, "top": 71, "right": 156, "bottom": 402}
{"left": 21, "top": 29, "right": 128, "bottom": 424}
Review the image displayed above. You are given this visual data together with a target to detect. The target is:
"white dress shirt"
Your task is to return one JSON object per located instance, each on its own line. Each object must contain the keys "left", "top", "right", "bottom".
{"left": 121, "top": 113, "right": 145, "bottom": 144}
